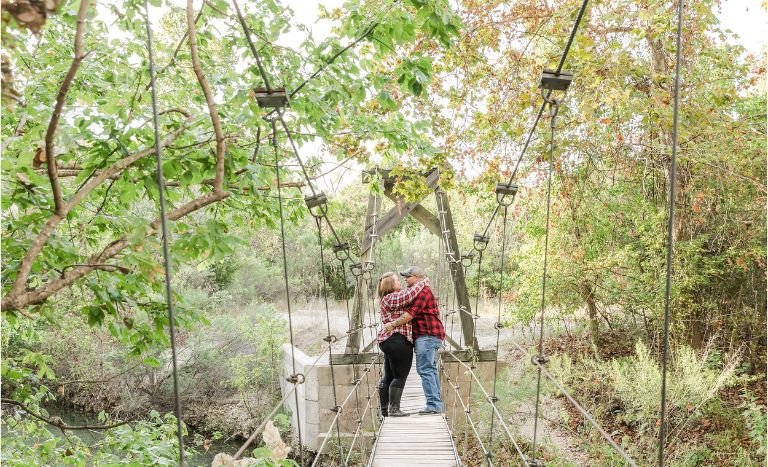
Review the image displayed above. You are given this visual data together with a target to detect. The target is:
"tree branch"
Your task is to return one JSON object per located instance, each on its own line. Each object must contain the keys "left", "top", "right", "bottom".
{"left": 4, "top": 110, "right": 193, "bottom": 308}
{"left": 186, "top": 0, "right": 226, "bottom": 193}
{"left": 44, "top": 0, "right": 90, "bottom": 215}
{"left": 1, "top": 398, "right": 141, "bottom": 430}
{"left": 2, "top": 191, "right": 228, "bottom": 311}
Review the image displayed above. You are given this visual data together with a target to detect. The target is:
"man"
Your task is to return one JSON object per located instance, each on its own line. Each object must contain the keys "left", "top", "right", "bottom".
{"left": 383, "top": 265, "right": 445, "bottom": 414}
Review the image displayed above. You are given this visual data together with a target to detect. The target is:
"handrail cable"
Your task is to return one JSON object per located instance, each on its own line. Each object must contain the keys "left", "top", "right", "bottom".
{"left": 142, "top": 4, "right": 186, "bottom": 463}
{"left": 445, "top": 350, "right": 528, "bottom": 464}
{"left": 311, "top": 357, "right": 380, "bottom": 466}
{"left": 510, "top": 341, "right": 637, "bottom": 466}
{"left": 439, "top": 365, "right": 493, "bottom": 466}
{"left": 232, "top": 336, "right": 346, "bottom": 460}
{"left": 658, "top": 0, "right": 685, "bottom": 464}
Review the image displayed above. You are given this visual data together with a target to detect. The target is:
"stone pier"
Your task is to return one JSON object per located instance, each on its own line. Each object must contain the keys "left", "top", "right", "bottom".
{"left": 280, "top": 344, "right": 503, "bottom": 453}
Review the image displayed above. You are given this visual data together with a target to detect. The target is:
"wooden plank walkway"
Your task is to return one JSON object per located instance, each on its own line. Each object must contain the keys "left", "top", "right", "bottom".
{"left": 368, "top": 364, "right": 460, "bottom": 467}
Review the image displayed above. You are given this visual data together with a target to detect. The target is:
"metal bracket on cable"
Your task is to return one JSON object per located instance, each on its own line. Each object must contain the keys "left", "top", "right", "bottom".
{"left": 473, "top": 233, "right": 490, "bottom": 252}
{"left": 330, "top": 405, "right": 343, "bottom": 414}
{"left": 252, "top": 87, "right": 289, "bottom": 108}
{"left": 495, "top": 182, "right": 518, "bottom": 206}
{"left": 323, "top": 335, "right": 338, "bottom": 343}
{"left": 539, "top": 69, "right": 573, "bottom": 92}
{"left": 305, "top": 192, "right": 328, "bottom": 218}
{"left": 493, "top": 321, "right": 506, "bottom": 330}
{"left": 461, "top": 252, "right": 474, "bottom": 268}
{"left": 332, "top": 243, "right": 350, "bottom": 262}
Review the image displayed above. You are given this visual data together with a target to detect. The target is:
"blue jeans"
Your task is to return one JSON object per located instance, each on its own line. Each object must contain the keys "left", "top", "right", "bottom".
{"left": 415, "top": 335, "right": 443, "bottom": 411}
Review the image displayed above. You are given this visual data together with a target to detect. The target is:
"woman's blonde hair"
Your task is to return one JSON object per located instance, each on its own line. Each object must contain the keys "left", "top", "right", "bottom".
{"left": 378, "top": 272, "right": 398, "bottom": 299}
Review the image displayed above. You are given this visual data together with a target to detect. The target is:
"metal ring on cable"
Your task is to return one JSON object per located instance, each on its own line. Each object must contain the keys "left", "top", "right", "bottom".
{"left": 461, "top": 252, "right": 474, "bottom": 268}
{"left": 531, "top": 354, "right": 550, "bottom": 366}
{"left": 494, "top": 321, "right": 505, "bottom": 330}
{"left": 286, "top": 373, "right": 305, "bottom": 385}
{"left": 330, "top": 405, "right": 343, "bottom": 414}
{"left": 350, "top": 262, "right": 363, "bottom": 277}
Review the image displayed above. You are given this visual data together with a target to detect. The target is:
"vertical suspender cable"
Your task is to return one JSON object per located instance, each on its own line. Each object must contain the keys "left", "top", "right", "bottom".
{"left": 487, "top": 201, "right": 510, "bottom": 465}
{"left": 658, "top": 0, "right": 684, "bottom": 465}
{"left": 314, "top": 214, "right": 346, "bottom": 464}
{"left": 271, "top": 119, "right": 305, "bottom": 466}
{"left": 142, "top": 4, "right": 185, "bottom": 464}
{"left": 531, "top": 98, "right": 560, "bottom": 462}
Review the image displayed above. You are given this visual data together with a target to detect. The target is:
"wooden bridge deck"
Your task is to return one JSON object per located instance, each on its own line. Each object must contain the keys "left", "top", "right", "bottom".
{"left": 368, "top": 364, "right": 460, "bottom": 467}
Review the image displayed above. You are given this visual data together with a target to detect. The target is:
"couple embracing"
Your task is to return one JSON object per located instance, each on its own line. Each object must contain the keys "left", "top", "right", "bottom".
{"left": 376, "top": 266, "right": 445, "bottom": 417}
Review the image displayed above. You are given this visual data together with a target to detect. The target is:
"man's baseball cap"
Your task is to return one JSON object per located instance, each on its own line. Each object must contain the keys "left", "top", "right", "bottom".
{"left": 399, "top": 266, "right": 426, "bottom": 278}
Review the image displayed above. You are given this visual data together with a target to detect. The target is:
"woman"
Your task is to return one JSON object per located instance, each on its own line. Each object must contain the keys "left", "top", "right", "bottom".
{"left": 376, "top": 271, "right": 427, "bottom": 417}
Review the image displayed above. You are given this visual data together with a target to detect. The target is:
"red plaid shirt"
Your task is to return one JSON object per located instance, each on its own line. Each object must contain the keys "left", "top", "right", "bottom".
{"left": 410, "top": 285, "right": 445, "bottom": 340}
{"left": 377, "top": 280, "right": 427, "bottom": 344}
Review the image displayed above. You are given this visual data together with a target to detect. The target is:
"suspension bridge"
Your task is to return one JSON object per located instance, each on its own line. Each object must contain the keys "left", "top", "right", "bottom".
{"left": 136, "top": 0, "right": 688, "bottom": 464}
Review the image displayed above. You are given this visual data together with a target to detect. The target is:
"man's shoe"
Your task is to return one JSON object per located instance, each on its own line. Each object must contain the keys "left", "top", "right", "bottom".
{"left": 418, "top": 408, "right": 440, "bottom": 415}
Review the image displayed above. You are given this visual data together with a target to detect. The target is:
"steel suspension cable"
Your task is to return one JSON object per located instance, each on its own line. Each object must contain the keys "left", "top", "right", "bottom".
{"left": 474, "top": 0, "right": 589, "bottom": 244}
{"left": 142, "top": 4, "right": 186, "bottom": 463}
{"left": 231, "top": 0, "right": 272, "bottom": 92}
{"left": 269, "top": 118, "right": 304, "bottom": 466}
{"left": 531, "top": 97, "right": 559, "bottom": 463}
{"left": 658, "top": 0, "right": 685, "bottom": 464}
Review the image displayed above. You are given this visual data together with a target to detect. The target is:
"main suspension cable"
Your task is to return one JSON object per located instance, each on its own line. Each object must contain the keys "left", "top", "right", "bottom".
{"left": 142, "top": 3, "right": 185, "bottom": 463}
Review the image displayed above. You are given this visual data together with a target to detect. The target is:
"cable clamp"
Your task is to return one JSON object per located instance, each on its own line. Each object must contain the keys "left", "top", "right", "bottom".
{"left": 527, "top": 458, "right": 546, "bottom": 467}
{"left": 453, "top": 384, "right": 460, "bottom": 391}
{"left": 330, "top": 405, "right": 343, "bottom": 414}
{"left": 286, "top": 373, "right": 305, "bottom": 385}
{"left": 460, "top": 252, "right": 474, "bottom": 267}
{"left": 323, "top": 335, "right": 338, "bottom": 343}
{"left": 494, "top": 321, "right": 505, "bottom": 330}
{"left": 487, "top": 395, "right": 499, "bottom": 403}
{"left": 468, "top": 363, "right": 476, "bottom": 370}
{"left": 532, "top": 354, "right": 550, "bottom": 366}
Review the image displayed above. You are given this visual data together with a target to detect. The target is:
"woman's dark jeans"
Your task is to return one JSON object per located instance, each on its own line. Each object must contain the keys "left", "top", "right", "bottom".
{"left": 379, "top": 332, "right": 414, "bottom": 389}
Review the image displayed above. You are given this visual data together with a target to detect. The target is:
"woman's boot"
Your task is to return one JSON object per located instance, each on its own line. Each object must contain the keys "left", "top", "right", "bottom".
{"left": 378, "top": 382, "right": 389, "bottom": 418}
{"left": 388, "top": 387, "right": 409, "bottom": 417}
